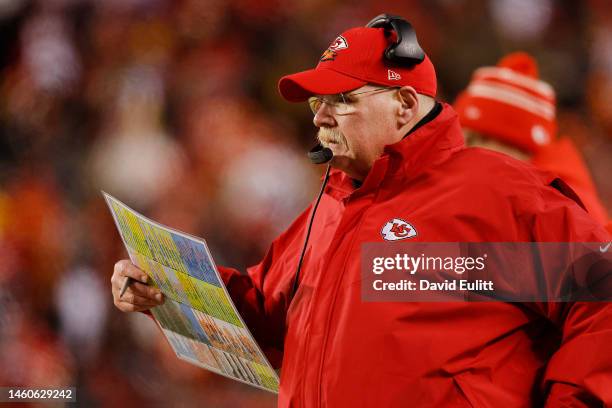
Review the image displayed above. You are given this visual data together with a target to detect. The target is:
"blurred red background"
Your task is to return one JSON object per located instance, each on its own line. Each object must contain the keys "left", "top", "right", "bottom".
{"left": 0, "top": 0, "right": 610, "bottom": 406}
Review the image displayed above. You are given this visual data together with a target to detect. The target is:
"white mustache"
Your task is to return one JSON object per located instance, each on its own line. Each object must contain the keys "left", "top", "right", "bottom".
{"left": 317, "top": 128, "right": 347, "bottom": 147}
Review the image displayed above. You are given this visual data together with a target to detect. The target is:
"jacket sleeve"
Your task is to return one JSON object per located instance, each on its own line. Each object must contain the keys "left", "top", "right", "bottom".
{"left": 215, "top": 205, "right": 312, "bottom": 368}
{"left": 526, "top": 181, "right": 612, "bottom": 407}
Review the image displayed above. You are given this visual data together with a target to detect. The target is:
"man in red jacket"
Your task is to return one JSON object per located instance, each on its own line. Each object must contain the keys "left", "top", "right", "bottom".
{"left": 111, "top": 17, "right": 611, "bottom": 407}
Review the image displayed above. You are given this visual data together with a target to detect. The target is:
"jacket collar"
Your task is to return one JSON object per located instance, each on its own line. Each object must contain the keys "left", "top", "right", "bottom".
{"left": 325, "top": 103, "right": 465, "bottom": 200}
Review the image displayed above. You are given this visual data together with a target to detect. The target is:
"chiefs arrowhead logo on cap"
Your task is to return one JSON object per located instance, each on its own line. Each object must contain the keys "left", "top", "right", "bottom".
{"left": 381, "top": 218, "right": 417, "bottom": 241}
{"left": 329, "top": 35, "right": 348, "bottom": 51}
{"left": 320, "top": 35, "right": 349, "bottom": 61}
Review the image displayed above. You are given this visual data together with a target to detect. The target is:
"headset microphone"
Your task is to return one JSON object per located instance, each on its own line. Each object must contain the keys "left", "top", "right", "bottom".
{"left": 308, "top": 144, "right": 334, "bottom": 164}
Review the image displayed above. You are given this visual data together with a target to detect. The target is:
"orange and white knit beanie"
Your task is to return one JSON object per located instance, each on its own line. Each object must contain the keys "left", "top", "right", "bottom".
{"left": 454, "top": 52, "right": 557, "bottom": 153}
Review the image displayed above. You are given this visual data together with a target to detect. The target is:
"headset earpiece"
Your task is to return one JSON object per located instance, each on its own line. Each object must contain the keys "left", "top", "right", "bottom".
{"left": 366, "top": 14, "right": 425, "bottom": 67}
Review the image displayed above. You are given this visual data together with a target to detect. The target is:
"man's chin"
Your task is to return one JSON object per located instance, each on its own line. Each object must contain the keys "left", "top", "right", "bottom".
{"left": 324, "top": 143, "right": 349, "bottom": 157}
{"left": 328, "top": 154, "right": 354, "bottom": 173}
{"left": 330, "top": 159, "right": 365, "bottom": 181}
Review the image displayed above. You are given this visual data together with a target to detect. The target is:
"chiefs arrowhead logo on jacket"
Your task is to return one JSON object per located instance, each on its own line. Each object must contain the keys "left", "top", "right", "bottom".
{"left": 381, "top": 218, "right": 417, "bottom": 241}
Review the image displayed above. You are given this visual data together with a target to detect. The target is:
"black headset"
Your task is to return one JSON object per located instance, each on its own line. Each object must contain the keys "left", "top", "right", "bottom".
{"left": 366, "top": 13, "right": 425, "bottom": 67}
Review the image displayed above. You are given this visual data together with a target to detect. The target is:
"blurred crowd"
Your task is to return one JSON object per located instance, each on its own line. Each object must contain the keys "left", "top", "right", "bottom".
{"left": 0, "top": 0, "right": 610, "bottom": 406}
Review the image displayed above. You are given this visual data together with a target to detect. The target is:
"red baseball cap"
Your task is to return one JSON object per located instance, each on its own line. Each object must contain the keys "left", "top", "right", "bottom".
{"left": 278, "top": 27, "right": 437, "bottom": 102}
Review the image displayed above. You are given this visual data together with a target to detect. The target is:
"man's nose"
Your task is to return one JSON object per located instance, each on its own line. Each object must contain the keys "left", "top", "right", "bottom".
{"left": 313, "top": 103, "right": 337, "bottom": 128}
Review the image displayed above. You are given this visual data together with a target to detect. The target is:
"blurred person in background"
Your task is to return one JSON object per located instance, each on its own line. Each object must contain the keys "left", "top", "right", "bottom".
{"left": 454, "top": 51, "right": 610, "bottom": 229}
{"left": 111, "top": 15, "right": 611, "bottom": 407}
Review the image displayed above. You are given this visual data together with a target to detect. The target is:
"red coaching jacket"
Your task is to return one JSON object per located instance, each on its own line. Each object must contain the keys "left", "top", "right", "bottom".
{"left": 217, "top": 104, "right": 611, "bottom": 407}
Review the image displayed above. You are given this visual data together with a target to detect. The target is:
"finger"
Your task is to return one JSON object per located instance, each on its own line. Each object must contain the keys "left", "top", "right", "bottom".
{"left": 120, "top": 290, "right": 164, "bottom": 306}
{"left": 129, "top": 281, "right": 164, "bottom": 301}
{"left": 111, "top": 273, "right": 141, "bottom": 294}
{"left": 114, "top": 260, "right": 149, "bottom": 284}
{"left": 115, "top": 300, "right": 156, "bottom": 313}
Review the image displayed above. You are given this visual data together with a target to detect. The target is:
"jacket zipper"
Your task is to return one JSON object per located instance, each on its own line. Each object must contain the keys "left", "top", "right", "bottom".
{"left": 313, "top": 191, "right": 379, "bottom": 407}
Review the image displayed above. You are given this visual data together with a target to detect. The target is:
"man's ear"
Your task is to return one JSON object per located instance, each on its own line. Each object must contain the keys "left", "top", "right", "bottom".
{"left": 396, "top": 86, "right": 419, "bottom": 127}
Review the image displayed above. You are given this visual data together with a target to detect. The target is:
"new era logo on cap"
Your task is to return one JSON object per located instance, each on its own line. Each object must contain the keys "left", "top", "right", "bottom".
{"left": 387, "top": 70, "right": 401, "bottom": 80}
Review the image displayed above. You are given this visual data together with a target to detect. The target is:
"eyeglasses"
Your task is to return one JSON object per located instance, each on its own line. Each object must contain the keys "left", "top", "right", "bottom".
{"left": 308, "top": 87, "right": 398, "bottom": 116}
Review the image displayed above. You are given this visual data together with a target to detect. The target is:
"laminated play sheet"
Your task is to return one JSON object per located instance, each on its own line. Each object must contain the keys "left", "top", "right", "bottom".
{"left": 103, "top": 192, "right": 279, "bottom": 393}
